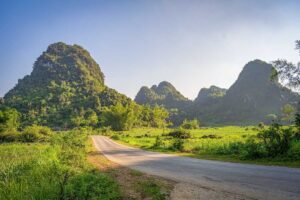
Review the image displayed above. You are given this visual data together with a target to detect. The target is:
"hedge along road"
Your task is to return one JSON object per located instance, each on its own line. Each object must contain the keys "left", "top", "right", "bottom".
{"left": 92, "top": 136, "right": 300, "bottom": 200}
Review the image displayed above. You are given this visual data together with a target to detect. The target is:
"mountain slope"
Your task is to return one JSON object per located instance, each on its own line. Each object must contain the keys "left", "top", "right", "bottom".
{"left": 4, "top": 42, "right": 131, "bottom": 128}
{"left": 191, "top": 60, "right": 299, "bottom": 125}
{"left": 135, "top": 81, "right": 192, "bottom": 109}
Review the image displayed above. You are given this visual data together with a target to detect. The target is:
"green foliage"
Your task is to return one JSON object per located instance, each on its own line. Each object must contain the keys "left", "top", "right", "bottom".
{"left": 114, "top": 126, "right": 300, "bottom": 165}
{"left": 281, "top": 104, "right": 296, "bottom": 123}
{"left": 171, "top": 138, "right": 184, "bottom": 151}
{"left": 0, "top": 129, "right": 120, "bottom": 200}
{"left": 64, "top": 172, "right": 120, "bottom": 200}
{"left": 168, "top": 128, "right": 191, "bottom": 139}
{"left": 153, "top": 136, "right": 163, "bottom": 148}
{"left": 180, "top": 119, "right": 199, "bottom": 129}
{"left": 101, "top": 102, "right": 140, "bottom": 131}
{"left": 3, "top": 43, "right": 131, "bottom": 128}
{"left": 0, "top": 129, "right": 20, "bottom": 143}
{"left": 140, "top": 105, "right": 170, "bottom": 128}
{"left": 257, "top": 124, "right": 294, "bottom": 157}
{"left": 19, "top": 125, "right": 52, "bottom": 142}
{"left": 135, "top": 180, "right": 167, "bottom": 200}
{"left": 0, "top": 108, "right": 20, "bottom": 132}
{"left": 101, "top": 103, "right": 170, "bottom": 131}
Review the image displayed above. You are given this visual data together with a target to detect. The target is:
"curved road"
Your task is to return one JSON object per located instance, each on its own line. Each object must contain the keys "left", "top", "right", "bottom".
{"left": 92, "top": 136, "right": 300, "bottom": 200}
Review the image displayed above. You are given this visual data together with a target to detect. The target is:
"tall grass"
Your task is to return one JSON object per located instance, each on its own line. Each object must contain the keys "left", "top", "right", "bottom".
{"left": 106, "top": 126, "right": 300, "bottom": 166}
{"left": 0, "top": 128, "right": 120, "bottom": 200}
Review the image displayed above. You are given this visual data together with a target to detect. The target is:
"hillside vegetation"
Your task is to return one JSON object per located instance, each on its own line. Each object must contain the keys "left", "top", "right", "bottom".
{"left": 1, "top": 43, "right": 170, "bottom": 130}
{"left": 135, "top": 60, "right": 299, "bottom": 126}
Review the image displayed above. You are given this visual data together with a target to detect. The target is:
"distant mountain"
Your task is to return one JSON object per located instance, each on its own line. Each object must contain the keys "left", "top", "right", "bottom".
{"left": 191, "top": 60, "right": 299, "bottom": 125}
{"left": 135, "top": 81, "right": 192, "bottom": 109}
{"left": 135, "top": 60, "right": 299, "bottom": 125}
{"left": 4, "top": 42, "right": 131, "bottom": 128}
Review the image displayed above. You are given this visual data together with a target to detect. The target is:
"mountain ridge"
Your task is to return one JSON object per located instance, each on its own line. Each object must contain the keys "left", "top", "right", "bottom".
{"left": 135, "top": 59, "right": 299, "bottom": 125}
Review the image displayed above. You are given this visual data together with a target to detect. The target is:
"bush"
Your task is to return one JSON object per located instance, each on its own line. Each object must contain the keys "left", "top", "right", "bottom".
{"left": 64, "top": 172, "right": 120, "bottom": 200}
{"left": 180, "top": 119, "right": 199, "bottom": 129}
{"left": 257, "top": 124, "right": 294, "bottom": 157}
{"left": 287, "top": 141, "right": 300, "bottom": 160}
{"left": 153, "top": 136, "right": 163, "bottom": 148}
{"left": 20, "top": 125, "right": 52, "bottom": 142}
{"left": 171, "top": 138, "right": 184, "bottom": 151}
{"left": 111, "top": 134, "right": 120, "bottom": 140}
{"left": 0, "top": 130, "right": 20, "bottom": 142}
{"left": 240, "top": 138, "right": 266, "bottom": 160}
{"left": 168, "top": 129, "right": 191, "bottom": 139}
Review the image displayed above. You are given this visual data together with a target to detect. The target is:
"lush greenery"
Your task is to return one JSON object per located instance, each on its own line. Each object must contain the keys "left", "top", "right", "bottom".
{"left": 105, "top": 125, "right": 300, "bottom": 167}
{"left": 2, "top": 43, "right": 131, "bottom": 129}
{"left": 0, "top": 128, "right": 120, "bottom": 200}
{"left": 101, "top": 103, "right": 170, "bottom": 131}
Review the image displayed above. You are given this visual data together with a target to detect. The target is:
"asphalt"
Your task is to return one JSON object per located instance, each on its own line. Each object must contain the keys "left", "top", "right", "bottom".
{"left": 92, "top": 136, "right": 300, "bottom": 200}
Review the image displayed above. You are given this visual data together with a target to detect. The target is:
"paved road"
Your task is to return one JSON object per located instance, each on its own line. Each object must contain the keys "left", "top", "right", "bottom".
{"left": 92, "top": 136, "right": 300, "bottom": 200}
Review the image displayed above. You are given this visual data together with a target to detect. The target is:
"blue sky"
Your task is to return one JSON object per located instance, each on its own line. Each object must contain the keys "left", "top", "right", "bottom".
{"left": 1, "top": 0, "right": 300, "bottom": 99}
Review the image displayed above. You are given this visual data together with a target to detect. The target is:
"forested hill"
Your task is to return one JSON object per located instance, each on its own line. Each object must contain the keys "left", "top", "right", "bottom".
{"left": 134, "top": 81, "right": 192, "bottom": 109}
{"left": 3, "top": 42, "right": 131, "bottom": 128}
{"left": 135, "top": 60, "right": 300, "bottom": 125}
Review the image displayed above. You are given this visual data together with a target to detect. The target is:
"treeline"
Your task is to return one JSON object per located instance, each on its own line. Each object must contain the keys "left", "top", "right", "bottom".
{"left": 0, "top": 102, "right": 171, "bottom": 134}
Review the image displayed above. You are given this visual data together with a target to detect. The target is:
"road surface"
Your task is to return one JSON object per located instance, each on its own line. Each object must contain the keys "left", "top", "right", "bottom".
{"left": 92, "top": 136, "right": 300, "bottom": 200}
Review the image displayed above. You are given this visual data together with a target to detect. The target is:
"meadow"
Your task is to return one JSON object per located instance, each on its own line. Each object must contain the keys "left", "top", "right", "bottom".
{"left": 107, "top": 126, "right": 300, "bottom": 167}
{"left": 0, "top": 129, "right": 120, "bottom": 200}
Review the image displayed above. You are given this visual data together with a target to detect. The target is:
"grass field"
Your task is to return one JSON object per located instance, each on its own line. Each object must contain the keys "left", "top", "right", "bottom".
{"left": 107, "top": 126, "right": 300, "bottom": 167}
{"left": 0, "top": 130, "right": 120, "bottom": 200}
{"left": 0, "top": 129, "right": 173, "bottom": 200}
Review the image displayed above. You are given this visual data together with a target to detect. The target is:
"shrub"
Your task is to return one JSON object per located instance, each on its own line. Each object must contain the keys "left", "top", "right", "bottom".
{"left": 287, "top": 141, "right": 300, "bottom": 160}
{"left": 111, "top": 134, "right": 120, "bottom": 140}
{"left": 0, "top": 130, "right": 20, "bottom": 142}
{"left": 168, "top": 129, "right": 191, "bottom": 139}
{"left": 20, "top": 125, "right": 52, "bottom": 142}
{"left": 257, "top": 124, "right": 294, "bottom": 157}
{"left": 171, "top": 138, "right": 184, "bottom": 151}
{"left": 153, "top": 136, "right": 163, "bottom": 148}
{"left": 180, "top": 119, "right": 199, "bottom": 129}
{"left": 64, "top": 172, "right": 120, "bottom": 200}
{"left": 240, "top": 138, "right": 266, "bottom": 160}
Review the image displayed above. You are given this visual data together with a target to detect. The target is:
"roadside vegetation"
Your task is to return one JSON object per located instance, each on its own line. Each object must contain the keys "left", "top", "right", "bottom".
{"left": 104, "top": 123, "right": 300, "bottom": 167}
{"left": 0, "top": 107, "right": 173, "bottom": 200}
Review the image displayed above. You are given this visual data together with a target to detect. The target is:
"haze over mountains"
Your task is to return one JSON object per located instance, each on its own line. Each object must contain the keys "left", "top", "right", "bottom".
{"left": 135, "top": 60, "right": 299, "bottom": 125}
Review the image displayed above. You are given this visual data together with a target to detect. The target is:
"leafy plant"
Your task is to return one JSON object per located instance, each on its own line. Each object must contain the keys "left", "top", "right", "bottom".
{"left": 180, "top": 119, "right": 199, "bottom": 129}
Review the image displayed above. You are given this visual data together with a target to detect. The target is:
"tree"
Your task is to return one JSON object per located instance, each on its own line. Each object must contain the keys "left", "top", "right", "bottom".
{"left": 281, "top": 104, "right": 296, "bottom": 124}
{"left": 180, "top": 119, "right": 200, "bottom": 129}
{"left": 272, "top": 40, "right": 300, "bottom": 137}
{"left": 0, "top": 108, "right": 20, "bottom": 132}
{"left": 100, "top": 103, "right": 140, "bottom": 131}
{"left": 272, "top": 40, "right": 300, "bottom": 91}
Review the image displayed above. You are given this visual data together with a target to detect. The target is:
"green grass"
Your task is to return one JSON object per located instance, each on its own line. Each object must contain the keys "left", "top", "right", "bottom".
{"left": 0, "top": 130, "right": 121, "bottom": 200}
{"left": 135, "top": 178, "right": 170, "bottom": 200}
{"left": 109, "top": 127, "right": 300, "bottom": 167}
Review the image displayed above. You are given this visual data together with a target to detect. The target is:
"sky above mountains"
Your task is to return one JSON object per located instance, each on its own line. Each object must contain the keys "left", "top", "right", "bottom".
{"left": 1, "top": 0, "right": 300, "bottom": 99}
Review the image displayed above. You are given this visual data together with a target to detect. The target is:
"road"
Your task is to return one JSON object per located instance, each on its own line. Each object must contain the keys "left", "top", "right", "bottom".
{"left": 92, "top": 136, "right": 300, "bottom": 200}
